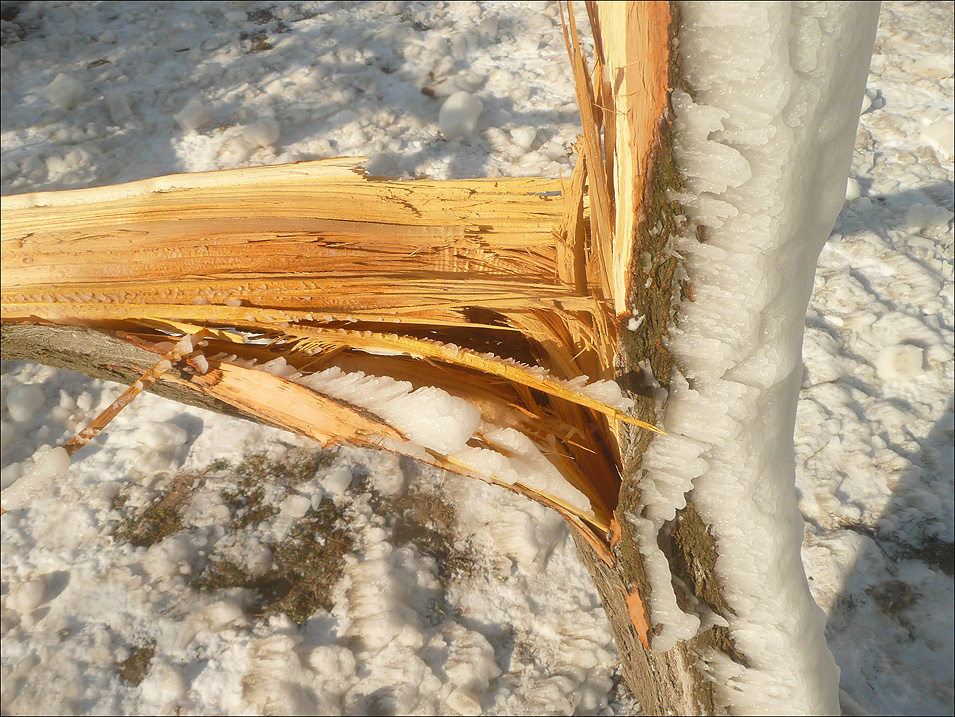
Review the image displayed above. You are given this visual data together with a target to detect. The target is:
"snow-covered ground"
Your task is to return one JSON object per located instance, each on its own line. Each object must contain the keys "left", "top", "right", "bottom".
{"left": 795, "top": 4, "right": 954, "bottom": 714}
{"left": 1, "top": 1, "right": 952, "bottom": 715}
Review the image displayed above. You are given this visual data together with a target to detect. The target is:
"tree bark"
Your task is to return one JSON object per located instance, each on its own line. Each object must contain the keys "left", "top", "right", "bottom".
{"left": 1, "top": 323, "right": 275, "bottom": 429}
{"left": 560, "top": 3, "right": 738, "bottom": 712}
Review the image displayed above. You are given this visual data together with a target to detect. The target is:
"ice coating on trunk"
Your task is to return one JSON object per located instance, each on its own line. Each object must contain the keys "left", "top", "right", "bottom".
{"left": 638, "top": 2, "right": 880, "bottom": 713}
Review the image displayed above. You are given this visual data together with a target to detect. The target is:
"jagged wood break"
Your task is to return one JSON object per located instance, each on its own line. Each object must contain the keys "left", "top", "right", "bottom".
{"left": 2, "top": 2, "right": 734, "bottom": 714}
{"left": 1, "top": 155, "right": 654, "bottom": 532}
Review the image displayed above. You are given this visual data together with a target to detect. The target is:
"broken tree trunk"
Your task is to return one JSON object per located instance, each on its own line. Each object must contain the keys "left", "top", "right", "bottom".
{"left": 1, "top": 2, "right": 779, "bottom": 713}
{"left": 562, "top": 2, "right": 734, "bottom": 713}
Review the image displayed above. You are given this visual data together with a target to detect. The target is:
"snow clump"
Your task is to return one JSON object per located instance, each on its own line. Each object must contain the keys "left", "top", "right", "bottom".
{"left": 243, "top": 119, "right": 280, "bottom": 148}
{"left": 439, "top": 91, "right": 484, "bottom": 141}
{"left": 174, "top": 98, "right": 211, "bottom": 132}
{"left": 41, "top": 73, "right": 85, "bottom": 110}
{"left": 1, "top": 446, "right": 71, "bottom": 512}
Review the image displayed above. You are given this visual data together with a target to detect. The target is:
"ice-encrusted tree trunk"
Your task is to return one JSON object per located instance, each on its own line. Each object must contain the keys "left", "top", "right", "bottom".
{"left": 1, "top": 2, "right": 880, "bottom": 714}
{"left": 567, "top": 2, "right": 881, "bottom": 714}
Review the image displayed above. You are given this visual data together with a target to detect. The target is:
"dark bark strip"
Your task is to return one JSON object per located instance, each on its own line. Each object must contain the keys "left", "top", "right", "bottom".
{"left": 1, "top": 323, "right": 275, "bottom": 430}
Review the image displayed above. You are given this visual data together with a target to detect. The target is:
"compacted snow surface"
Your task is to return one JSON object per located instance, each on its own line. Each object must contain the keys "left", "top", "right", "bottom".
{"left": 1, "top": 1, "right": 952, "bottom": 715}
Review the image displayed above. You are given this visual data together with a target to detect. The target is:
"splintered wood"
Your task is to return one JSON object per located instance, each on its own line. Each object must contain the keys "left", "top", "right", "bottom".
{"left": 62, "top": 331, "right": 207, "bottom": 457}
{"left": 1, "top": 157, "right": 640, "bottom": 535}
{"left": 1, "top": 2, "right": 673, "bottom": 545}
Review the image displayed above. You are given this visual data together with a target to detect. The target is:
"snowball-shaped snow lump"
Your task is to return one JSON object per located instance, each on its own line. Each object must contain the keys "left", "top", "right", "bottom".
{"left": 923, "top": 118, "right": 954, "bottom": 159}
{"left": 174, "top": 98, "right": 211, "bottom": 131}
{"left": 243, "top": 119, "right": 280, "bottom": 147}
{"left": 844, "top": 177, "right": 862, "bottom": 202}
{"left": 510, "top": 126, "right": 536, "bottom": 151}
{"left": 42, "top": 73, "right": 85, "bottom": 110}
{"left": 876, "top": 344, "right": 924, "bottom": 380}
{"left": 439, "top": 91, "right": 484, "bottom": 141}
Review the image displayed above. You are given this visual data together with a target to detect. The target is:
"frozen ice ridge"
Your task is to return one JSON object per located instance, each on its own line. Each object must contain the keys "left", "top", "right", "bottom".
{"left": 641, "top": 2, "right": 881, "bottom": 713}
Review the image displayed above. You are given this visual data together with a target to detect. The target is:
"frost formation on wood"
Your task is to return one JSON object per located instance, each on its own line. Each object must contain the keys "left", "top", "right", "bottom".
{"left": 633, "top": 2, "right": 880, "bottom": 712}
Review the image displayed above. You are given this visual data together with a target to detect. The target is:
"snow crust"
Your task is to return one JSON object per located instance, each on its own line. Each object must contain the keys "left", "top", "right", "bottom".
{"left": 644, "top": 2, "right": 881, "bottom": 712}
{"left": 577, "top": 378, "right": 633, "bottom": 411}
{"left": 451, "top": 427, "right": 592, "bottom": 515}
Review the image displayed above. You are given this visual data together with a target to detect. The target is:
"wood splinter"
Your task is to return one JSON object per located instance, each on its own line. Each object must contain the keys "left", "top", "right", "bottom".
{"left": 62, "top": 330, "right": 208, "bottom": 457}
